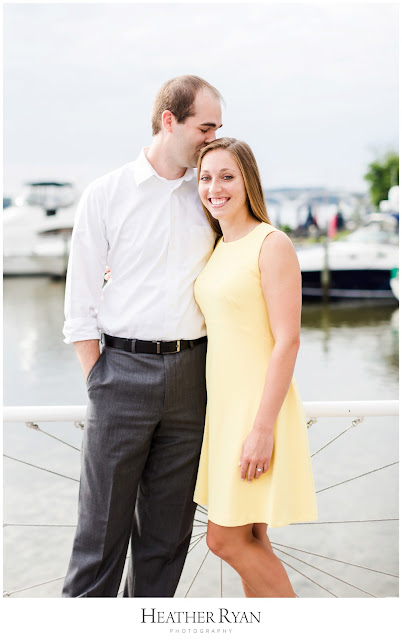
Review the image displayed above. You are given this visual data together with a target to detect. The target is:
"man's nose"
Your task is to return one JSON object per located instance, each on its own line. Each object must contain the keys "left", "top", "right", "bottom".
{"left": 205, "top": 130, "right": 217, "bottom": 143}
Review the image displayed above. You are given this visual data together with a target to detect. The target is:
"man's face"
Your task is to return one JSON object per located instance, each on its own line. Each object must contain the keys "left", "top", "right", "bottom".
{"left": 170, "top": 89, "right": 223, "bottom": 168}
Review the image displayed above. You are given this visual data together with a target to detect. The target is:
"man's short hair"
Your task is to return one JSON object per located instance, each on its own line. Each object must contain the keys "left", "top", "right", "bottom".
{"left": 151, "top": 75, "right": 223, "bottom": 136}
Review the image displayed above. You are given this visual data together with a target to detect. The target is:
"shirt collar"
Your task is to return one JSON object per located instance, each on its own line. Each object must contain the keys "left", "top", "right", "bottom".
{"left": 133, "top": 148, "right": 197, "bottom": 186}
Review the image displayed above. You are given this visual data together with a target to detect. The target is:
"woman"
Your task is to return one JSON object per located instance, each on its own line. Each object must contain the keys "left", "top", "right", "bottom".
{"left": 193, "top": 137, "right": 318, "bottom": 598}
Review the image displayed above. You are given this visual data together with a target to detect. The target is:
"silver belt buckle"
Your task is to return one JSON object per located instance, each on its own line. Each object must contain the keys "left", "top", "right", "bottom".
{"left": 152, "top": 341, "right": 161, "bottom": 354}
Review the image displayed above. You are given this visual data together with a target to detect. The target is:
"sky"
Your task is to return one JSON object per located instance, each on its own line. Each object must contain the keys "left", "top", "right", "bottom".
{"left": 3, "top": 1, "right": 399, "bottom": 196}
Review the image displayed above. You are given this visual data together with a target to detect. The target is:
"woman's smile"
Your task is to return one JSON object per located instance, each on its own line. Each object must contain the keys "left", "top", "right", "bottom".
{"left": 209, "top": 197, "right": 230, "bottom": 208}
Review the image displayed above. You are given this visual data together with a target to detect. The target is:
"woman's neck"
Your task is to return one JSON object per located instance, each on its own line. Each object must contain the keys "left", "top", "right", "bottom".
{"left": 220, "top": 213, "right": 260, "bottom": 243}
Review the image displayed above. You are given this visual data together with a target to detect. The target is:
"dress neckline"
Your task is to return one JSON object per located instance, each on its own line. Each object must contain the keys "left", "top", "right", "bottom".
{"left": 220, "top": 222, "right": 265, "bottom": 246}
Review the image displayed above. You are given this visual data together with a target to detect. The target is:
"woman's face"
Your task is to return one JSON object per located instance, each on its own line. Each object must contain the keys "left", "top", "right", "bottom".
{"left": 198, "top": 149, "right": 248, "bottom": 222}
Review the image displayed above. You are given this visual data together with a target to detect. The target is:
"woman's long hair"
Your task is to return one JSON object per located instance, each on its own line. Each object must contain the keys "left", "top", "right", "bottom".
{"left": 197, "top": 137, "right": 271, "bottom": 237}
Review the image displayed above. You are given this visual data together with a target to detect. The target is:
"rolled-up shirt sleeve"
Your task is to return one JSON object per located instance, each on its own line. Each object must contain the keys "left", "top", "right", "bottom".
{"left": 63, "top": 181, "right": 108, "bottom": 344}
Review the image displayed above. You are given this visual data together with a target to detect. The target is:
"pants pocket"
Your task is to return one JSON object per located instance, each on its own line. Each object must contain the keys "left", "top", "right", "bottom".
{"left": 86, "top": 350, "right": 106, "bottom": 388}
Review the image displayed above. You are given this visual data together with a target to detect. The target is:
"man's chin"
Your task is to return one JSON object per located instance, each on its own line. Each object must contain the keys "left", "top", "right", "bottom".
{"left": 192, "top": 147, "right": 206, "bottom": 167}
{"left": 190, "top": 155, "right": 200, "bottom": 168}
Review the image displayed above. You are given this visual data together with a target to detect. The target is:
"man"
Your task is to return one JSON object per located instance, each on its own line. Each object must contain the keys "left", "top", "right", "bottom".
{"left": 62, "top": 75, "right": 223, "bottom": 597}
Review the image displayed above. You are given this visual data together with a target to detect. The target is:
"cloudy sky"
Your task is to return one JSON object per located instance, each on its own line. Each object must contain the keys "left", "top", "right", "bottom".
{"left": 3, "top": 1, "right": 399, "bottom": 195}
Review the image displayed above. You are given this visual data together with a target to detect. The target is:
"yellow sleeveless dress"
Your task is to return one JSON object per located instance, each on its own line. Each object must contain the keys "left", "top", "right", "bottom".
{"left": 193, "top": 222, "right": 318, "bottom": 528}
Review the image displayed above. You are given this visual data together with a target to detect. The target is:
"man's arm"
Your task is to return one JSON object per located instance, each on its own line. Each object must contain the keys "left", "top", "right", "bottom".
{"left": 74, "top": 339, "right": 101, "bottom": 381}
{"left": 63, "top": 181, "right": 109, "bottom": 372}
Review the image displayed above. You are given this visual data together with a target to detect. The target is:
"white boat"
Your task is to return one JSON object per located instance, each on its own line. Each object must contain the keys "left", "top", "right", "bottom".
{"left": 390, "top": 268, "right": 399, "bottom": 300}
{"left": 296, "top": 214, "right": 399, "bottom": 300}
{"left": 3, "top": 181, "right": 77, "bottom": 277}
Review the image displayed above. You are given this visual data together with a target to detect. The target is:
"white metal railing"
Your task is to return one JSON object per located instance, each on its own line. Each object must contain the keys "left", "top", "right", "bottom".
{"left": 3, "top": 400, "right": 399, "bottom": 423}
{"left": 3, "top": 399, "right": 399, "bottom": 599}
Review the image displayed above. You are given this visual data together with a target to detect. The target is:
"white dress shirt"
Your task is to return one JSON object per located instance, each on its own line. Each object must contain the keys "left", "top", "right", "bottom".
{"left": 63, "top": 148, "right": 216, "bottom": 344}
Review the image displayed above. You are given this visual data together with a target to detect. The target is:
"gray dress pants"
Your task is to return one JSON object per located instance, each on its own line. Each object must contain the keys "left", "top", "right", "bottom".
{"left": 62, "top": 341, "right": 207, "bottom": 597}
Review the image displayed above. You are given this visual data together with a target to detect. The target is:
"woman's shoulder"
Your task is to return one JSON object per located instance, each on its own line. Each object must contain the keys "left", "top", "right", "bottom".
{"left": 259, "top": 226, "right": 298, "bottom": 266}
{"left": 255, "top": 223, "right": 292, "bottom": 248}
{"left": 259, "top": 223, "right": 293, "bottom": 245}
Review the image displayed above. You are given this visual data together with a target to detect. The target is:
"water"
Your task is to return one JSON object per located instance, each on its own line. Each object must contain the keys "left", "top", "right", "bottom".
{"left": 3, "top": 278, "right": 399, "bottom": 598}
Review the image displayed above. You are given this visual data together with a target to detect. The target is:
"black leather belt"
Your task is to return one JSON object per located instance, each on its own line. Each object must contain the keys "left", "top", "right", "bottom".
{"left": 102, "top": 333, "right": 207, "bottom": 355}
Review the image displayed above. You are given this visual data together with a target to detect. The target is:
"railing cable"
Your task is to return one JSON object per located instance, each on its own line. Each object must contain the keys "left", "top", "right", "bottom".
{"left": 317, "top": 461, "right": 398, "bottom": 493}
{"left": 271, "top": 541, "right": 398, "bottom": 578}
{"left": 3, "top": 555, "right": 134, "bottom": 597}
{"left": 276, "top": 557, "right": 337, "bottom": 597}
{"left": 196, "top": 506, "right": 208, "bottom": 517}
{"left": 291, "top": 518, "right": 398, "bottom": 525}
{"left": 3, "top": 454, "right": 79, "bottom": 483}
{"left": 187, "top": 533, "right": 206, "bottom": 554}
{"left": 273, "top": 546, "right": 376, "bottom": 597}
{"left": 185, "top": 548, "right": 210, "bottom": 597}
{"left": 4, "top": 522, "right": 76, "bottom": 528}
{"left": 311, "top": 418, "right": 363, "bottom": 458}
{"left": 190, "top": 531, "right": 207, "bottom": 541}
{"left": 3, "top": 517, "right": 397, "bottom": 530}
{"left": 3, "top": 575, "right": 65, "bottom": 597}
{"left": 26, "top": 422, "right": 81, "bottom": 452}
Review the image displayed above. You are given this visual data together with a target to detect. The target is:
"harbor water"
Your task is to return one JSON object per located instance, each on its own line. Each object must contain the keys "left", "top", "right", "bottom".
{"left": 3, "top": 277, "right": 399, "bottom": 598}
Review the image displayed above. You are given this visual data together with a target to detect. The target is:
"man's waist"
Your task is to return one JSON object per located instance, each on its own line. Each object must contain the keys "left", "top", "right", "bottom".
{"left": 96, "top": 303, "right": 206, "bottom": 343}
{"left": 102, "top": 334, "right": 207, "bottom": 355}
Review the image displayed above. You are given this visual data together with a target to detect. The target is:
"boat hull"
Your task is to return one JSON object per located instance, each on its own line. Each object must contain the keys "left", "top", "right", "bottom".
{"left": 302, "top": 269, "right": 397, "bottom": 299}
{"left": 3, "top": 255, "right": 68, "bottom": 277}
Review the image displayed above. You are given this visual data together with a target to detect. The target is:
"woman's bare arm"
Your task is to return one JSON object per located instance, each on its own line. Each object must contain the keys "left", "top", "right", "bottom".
{"left": 239, "top": 230, "right": 302, "bottom": 481}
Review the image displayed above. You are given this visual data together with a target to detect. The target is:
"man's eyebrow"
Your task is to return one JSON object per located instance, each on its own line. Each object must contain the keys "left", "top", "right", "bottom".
{"left": 199, "top": 122, "right": 223, "bottom": 129}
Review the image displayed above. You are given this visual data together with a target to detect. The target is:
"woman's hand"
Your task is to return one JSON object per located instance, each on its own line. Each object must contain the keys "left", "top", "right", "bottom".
{"left": 104, "top": 265, "right": 111, "bottom": 281}
{"left": 239, "top": 425, "right": 273, "bottom": 482}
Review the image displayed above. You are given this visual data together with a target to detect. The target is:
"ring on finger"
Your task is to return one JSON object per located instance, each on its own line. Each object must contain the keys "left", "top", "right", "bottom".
{"left": 256, "top": 467, "right": 263, "bottom": 472}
